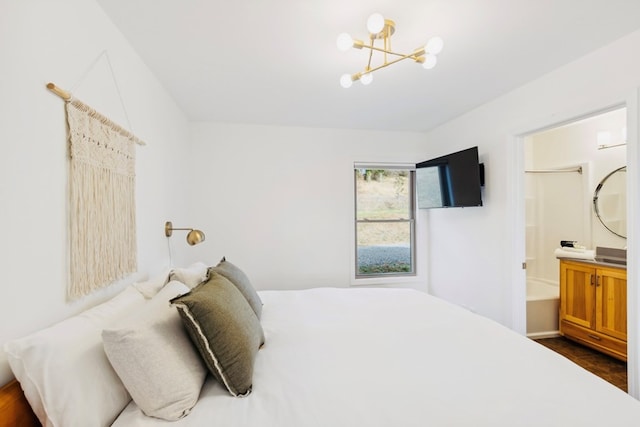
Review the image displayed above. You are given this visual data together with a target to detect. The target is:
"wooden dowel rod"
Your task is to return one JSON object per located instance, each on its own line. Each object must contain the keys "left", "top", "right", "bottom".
{"left": 46, "top": 82, "right": 71, "bottom": 100}
{"left": 45, "top": 81, "right": 146, "bottom": 146}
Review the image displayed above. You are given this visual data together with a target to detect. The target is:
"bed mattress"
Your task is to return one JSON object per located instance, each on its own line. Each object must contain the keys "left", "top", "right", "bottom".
{"left": 112, "top": 287, "right": 640, "bottom": 426}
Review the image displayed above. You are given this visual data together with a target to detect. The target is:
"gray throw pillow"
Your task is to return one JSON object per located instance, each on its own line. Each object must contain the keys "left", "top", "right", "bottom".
{"left": 170, "top": 272, "right": 264, "bottom": 397}
{"left": 209, "top": 257, "right": 263, "bottom": 318}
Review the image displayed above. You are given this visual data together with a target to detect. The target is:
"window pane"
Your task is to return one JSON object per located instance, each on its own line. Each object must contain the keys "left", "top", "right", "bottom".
{"left": 355, "top": 169, "right": 411, "bottom": 220}
{"left": 356, "top": 221, "right": 412, "bottom": 275}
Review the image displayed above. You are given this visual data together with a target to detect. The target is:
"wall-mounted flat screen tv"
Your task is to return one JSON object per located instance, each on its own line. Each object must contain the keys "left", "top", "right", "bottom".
{"left": 416, "top": 146, "right": 484, "bottom": 209}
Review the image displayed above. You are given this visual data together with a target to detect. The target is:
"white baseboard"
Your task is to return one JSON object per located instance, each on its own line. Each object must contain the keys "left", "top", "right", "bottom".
{"left": 527, "top": 331, "right": 561, "bottom": 339}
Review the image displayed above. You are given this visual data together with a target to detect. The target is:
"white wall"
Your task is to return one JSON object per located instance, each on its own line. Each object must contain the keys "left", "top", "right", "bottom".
{"left": 0, "top": 0, "right": 191, "bottom": 385}
{"left": 422, "top": 29, "right": 640, "bottom": 327}
{"left": 187, "top": 123, "right": 429, "bottom": 291}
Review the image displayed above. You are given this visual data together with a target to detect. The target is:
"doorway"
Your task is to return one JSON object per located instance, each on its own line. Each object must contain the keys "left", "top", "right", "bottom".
{"left": 522, "top": 107, "right": 628, "bottom": 387}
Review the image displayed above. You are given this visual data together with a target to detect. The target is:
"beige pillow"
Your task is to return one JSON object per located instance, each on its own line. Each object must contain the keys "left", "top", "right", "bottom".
{"left": 209, "top": 257, "right": 263, "bottom": 318}
{"left": 171, "top": 272, "right": 264, "bottom": 396}
{"left": 102, "top": 281, "right": 207, "bottom": 421}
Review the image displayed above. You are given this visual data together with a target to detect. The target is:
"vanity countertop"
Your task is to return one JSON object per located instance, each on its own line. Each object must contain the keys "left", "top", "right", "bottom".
{"left": 557, "top": 246, "right": 626, "bottom": 268}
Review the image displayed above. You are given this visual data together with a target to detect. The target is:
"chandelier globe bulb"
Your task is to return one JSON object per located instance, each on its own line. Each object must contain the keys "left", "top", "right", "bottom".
{"left": 340, "top": 74, "right": 353, "bottom": 88}
{"left": 367, "top": 13, "right": 385, "bottom": 34}
{"left": 360, "top": 72, "right": 373, "bottom": 85}
{"left": 422, "top": 53, "right": 438, "bottom": 69}
{"left": 337, "top": 33, "right": 354, "bottom": 51}
{"left": 426, "top": 36, "right": 444, "bottom": 55}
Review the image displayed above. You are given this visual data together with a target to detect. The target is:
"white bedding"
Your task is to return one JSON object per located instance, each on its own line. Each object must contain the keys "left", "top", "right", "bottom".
{"left": 112, "top": 287, "right": 640, "bottom": 426}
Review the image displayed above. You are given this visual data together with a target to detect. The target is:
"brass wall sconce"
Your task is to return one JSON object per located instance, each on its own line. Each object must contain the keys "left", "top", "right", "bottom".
{"left": 165, "top": 221, "right": 206, "bottom": 245}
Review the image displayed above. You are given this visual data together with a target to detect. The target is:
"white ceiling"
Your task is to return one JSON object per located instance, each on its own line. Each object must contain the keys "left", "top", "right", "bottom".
{"left": 96, "top": 0, "right": 640, "bottom": 132}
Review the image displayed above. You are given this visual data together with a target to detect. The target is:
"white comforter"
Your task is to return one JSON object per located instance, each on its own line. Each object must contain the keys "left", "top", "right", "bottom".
{"left": 112, "top": 287, "right": 640, "bottom": 426}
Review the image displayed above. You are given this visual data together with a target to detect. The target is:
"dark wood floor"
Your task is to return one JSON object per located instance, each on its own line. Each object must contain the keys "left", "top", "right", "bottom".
{"left": 535, "top": 336, "right": 627, "bottom": 392}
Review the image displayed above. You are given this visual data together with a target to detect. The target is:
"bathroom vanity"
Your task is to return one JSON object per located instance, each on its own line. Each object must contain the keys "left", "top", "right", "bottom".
{"left": 559, "top": 257, "right": 627, "bottom": 361}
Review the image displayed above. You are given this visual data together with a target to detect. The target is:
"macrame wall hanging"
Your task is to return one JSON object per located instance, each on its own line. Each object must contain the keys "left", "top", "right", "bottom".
{"left": 66, "top": 98, "right": 143, "bottom": 298}
{"left": 47, "top": 58, "right": 146, "bottom": 299}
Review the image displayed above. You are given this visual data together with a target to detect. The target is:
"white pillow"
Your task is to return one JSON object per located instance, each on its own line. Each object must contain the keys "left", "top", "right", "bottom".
{"left": 170, "top": 262, "right": 209, "bottom": 288}
{"left": 102, "top": 281, "right": 207, "bottom": 421}
{"left": 133, "top": 269, "right": 171, "bottom": 298}
{"left": 4, "top": 285, "right": 145, "bottom": 427}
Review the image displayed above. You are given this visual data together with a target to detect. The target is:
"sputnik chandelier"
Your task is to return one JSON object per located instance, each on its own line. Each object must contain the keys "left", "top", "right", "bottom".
{"left": 337, "top": 13, "right": 443, "bottom": 88}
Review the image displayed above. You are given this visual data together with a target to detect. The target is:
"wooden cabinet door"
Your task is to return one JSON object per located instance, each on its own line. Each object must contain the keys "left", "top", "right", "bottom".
{"left": 596, "top": 267, "right": 627, "bottom": 341}
{"left": 560, "top": 261, "right": 595, "bottom": 329}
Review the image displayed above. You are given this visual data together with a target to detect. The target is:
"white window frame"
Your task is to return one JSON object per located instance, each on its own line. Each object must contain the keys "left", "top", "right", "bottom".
{"left": 352, "top": 162, "right": 417, "bottom": 285}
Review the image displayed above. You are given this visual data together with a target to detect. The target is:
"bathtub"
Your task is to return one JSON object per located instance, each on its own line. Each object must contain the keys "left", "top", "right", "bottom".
{"left": 526, "top": 278, "right": 560, "bottom": 339}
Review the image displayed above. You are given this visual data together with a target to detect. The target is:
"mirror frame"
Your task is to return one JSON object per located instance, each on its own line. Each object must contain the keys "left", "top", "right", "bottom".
{"left": 593, "top": 166, "right": 627, "bottom": 239}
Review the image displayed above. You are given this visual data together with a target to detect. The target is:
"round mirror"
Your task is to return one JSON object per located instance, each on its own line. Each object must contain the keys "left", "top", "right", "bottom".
{"left": 593, "top": 166, "right": 626, "bottom": 239}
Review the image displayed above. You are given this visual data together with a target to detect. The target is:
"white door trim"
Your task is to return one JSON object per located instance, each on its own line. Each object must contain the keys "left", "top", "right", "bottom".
{"left": 508, "top": 93, "right": 638, "bottom": 399}
{"left": 625, "top": 88, "right": 639, "bottom": 399}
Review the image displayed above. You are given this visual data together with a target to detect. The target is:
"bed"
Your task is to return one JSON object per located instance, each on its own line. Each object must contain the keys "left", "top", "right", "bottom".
{"left": 3, "top": 260, "right": 640, "bottom": 427}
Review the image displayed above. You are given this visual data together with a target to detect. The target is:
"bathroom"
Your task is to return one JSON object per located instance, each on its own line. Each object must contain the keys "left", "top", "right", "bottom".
{"left": 524, "top": 107, "right": 627, "bottom": 338}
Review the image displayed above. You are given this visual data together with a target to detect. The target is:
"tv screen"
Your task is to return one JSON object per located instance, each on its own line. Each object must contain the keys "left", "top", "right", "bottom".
{"left": 416, "top": 146, "right": 483, "bottom": 209}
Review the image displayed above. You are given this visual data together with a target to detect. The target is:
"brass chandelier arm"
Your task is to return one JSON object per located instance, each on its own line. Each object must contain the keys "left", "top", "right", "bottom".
{"left": 359, "top": 48, "right": 426, "bottom": 76}
{"left": 363, "top": 55, "right": 413, "bottom": 75}
{"left": 366, "top": 41, "right": 375, "bottom": 71}
{"left": 362, "top": 44, "right": 426, "bottom": 59}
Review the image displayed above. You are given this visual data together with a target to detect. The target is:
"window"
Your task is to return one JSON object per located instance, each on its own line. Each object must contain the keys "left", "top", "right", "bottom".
{"left": 354, "top": 164, "right": 416, "bottom": 278}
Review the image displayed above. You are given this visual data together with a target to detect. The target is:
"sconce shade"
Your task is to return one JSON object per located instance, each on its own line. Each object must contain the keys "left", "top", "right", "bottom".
{"left": 165, "top": 221, "right": 206, "bottom": 246}
{"left": 186, "top": 229, "right": 206, "bottom": 246}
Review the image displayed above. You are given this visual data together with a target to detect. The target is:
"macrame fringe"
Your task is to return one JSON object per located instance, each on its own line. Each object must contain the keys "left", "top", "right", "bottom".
{"left": 66, "top": 99, "right": 138, "bottom": 300}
